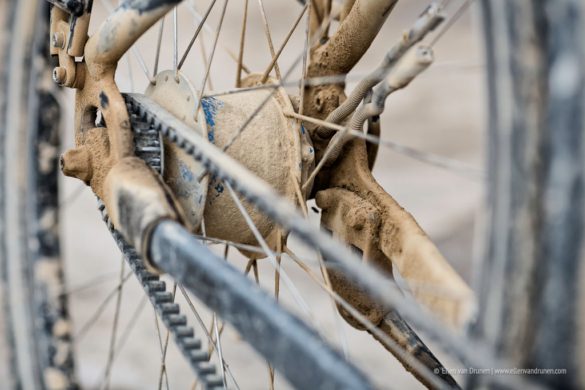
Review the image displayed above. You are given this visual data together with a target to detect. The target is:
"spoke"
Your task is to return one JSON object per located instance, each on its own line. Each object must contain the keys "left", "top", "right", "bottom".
{"left": 91, "top": 295, "right": 149, "bottom": 389}
{"left": 205, "top": 73, "right": 356, "bottom": 98}
{"left": 290, "top": 176, "right": 349, "bottom": 359}
{"left": 283, "top": 246, "right": 452, "bottom": 390}
{"left": 217, "top": 59, "right": 482, "bottom": 97}
{"left": 304, "top": 67, "right": 442, "bottom": 187}
{"left": 93, "top": 295, "right": 149, "bottom": 382}
{"left": 298, "top": 0, "right": 311, "bottom": 117}
{"left": 153, "top": 310, "right": 171, "bottom": 390}
{"left": 316, "top": 249, "right": 350, "bottom": 359}
{"left": 178, "top": 285, "right": 241, "bottom": 390}
{"left": 224, "top": 182, "right": 313, "bottom": 319}
{"left": 212, "top": 314, "right": 227, "bottom": 388}
{"left": 245, "top": 260, "right": 275, "bottom": 390}
{"left": 251, "top": 260, "right": 259, "bottom": 284}
{"left": 222, "top": 2, "right": 330, "bottom": 152}
{"left": 58, "top": 271, "right": 118, "bottom": 298}
{"left": 292, "top": 177, "right": 309, "bottom": 216}
{"left": 317, "top": 0, "right": 332, "bottom": 42}
{"left": 208, "top": 62, "right": 483, "bottom": 98}
{"left": 60, "top": 180, "right": 86, "bottom": 209}
{"left": 206, "top": 316, "right": 225, "bottom": 359}
{"left": 131, "top": 46, "right": 153, "bottom": 83}
{"left": 126, "top": 55, "right": 135, "bottom": 92}
{"left": 112, "top": 295, "right": 148, "bottom": 360}
{"left": 269, "top": 230, "right": 284, "bottom": 390}
{"left": 360, "top": 132, "right": 484, "bottom": 180}
{"left": 274, "top": 231, "right": 283, "bottom": 303}
{"left": 173, "top": 7, "right": 178, "bottom": 79}
{"left": 153, "top": 312, "right": 165, "bottom": 356}
{"left": 214, "top": 246, "right": 228, "bottom": 388}
{"left": 283, "top": 110, "right": 483, "bottom": 181}
{"left": 260, "top": 3, "right": 308, "bottom": 83}
{"left": 244, "top": 259, "right": 258, "bottom": 281}
{"left": 100, "top": 258, "right": 126, "bottom": 390}
{"left": 187, "top": 0, "right": 251, "bottom": 74}
{"left": 256, "top": 0, "right": 281, "bottom": 79}
{"left": 193, "top": 233, "right": 265, "bottom": 254}
{"left": 153, "top": 17, "right": 165, "bottom": 79}
{"left": 75, "top": 271, "right": 133, "bottom": 341}
{"left": 198, "top": 32, "right": 215, "bottom": 91}
{"left": 178, "top": 0, "right": 217, "bottom": 70}
{"left": 235, "top": 0, "right": 248, "bottom": 87}
{"left": 430, "top": 0, "right": 476, "bottom": 47}
{"left": 193, "top": 0, "right": 229, "bottom": 118}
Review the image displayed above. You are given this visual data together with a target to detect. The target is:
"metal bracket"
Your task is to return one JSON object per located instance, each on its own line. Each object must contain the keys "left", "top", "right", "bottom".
{"left": 316, "top": 138, "right": 476, "bottom": 329}
{"left": 53, "top": 0, "right": 184, "bottom": 258}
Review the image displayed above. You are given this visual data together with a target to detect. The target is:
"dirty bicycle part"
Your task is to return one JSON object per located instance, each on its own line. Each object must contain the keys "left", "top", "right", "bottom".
{"left": 0, "top": 1, "right": 76, "bottom": 388}
{"left": 2, "top": 0, "right": 584, "bottom": 389}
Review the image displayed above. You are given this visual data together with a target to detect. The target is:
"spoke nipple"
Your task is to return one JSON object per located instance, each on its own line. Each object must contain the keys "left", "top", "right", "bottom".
{"left": 52, "top": 67, "right": 67, "bottom": 85}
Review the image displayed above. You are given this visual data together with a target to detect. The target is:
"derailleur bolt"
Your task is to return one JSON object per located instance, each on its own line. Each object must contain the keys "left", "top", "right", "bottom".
{"left": 52, "top": 67, "right": 67, "bottom": 85}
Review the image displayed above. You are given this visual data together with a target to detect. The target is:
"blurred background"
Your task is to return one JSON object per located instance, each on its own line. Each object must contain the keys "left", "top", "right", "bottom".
{"left": 54, "top": 0, "right": 485, "bottom": 388}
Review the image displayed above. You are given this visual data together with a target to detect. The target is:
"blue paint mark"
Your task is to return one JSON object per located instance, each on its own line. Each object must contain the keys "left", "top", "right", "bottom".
{"left": 309, "top": 146, "right": 314, "bottom": 154}
{"left": 179, "top": 161, "right": 194, "bottom": 182}
{"left": 201, "top": 97, "right": 224, "bottom": 145}
{"left": 301, "top": 125, "right": 306, "bottom": 134}
{"left": 215, "top": 183, "right": 224, "bottom": 194}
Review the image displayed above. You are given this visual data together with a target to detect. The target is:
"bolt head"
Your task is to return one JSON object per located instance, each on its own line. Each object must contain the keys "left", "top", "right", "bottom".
{"left": 52, "top": 67, "right": 67, "bottom": 85}
{"left": 61, "top": 148, "right": 92, "bottom": 183}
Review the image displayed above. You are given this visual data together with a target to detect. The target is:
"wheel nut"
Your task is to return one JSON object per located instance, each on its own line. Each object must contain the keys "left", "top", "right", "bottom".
{"left": 52, "top": 67, "right": 67, "bottom": 85}
{"left": 61, "top": 147, "right": 92, "bottom": 183}
{"left": 52, "top": 32, "right": 65, "bottom": 49}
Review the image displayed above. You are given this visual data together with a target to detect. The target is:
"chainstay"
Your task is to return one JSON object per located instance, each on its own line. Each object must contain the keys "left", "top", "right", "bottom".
{"left": 97, "top": 113, "right": 224, "bottom": 389}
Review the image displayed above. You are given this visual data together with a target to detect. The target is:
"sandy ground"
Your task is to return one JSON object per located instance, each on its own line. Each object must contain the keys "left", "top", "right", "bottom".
{"left": 12, "top": 0, "right": 486, "bottom": 388}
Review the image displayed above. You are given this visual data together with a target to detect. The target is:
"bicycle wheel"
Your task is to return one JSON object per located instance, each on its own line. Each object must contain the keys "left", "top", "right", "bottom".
{"left": 0, "top": 0, "right": 76, "bottom": 388}
{"left": 3, "top": 0, "right": 583, "bottom": 389}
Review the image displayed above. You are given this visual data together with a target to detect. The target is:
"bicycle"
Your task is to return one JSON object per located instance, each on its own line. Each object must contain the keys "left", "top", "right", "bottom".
{"left": 1, "top": 0, "right": 583, "bottom": 388}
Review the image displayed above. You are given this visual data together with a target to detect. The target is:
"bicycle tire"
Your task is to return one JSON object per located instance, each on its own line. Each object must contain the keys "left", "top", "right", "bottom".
{"left": 0, "top": 0, "right": 76, "bottom": 389}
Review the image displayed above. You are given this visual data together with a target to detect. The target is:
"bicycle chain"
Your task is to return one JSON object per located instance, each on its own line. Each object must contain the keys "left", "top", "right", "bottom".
{"left": 123, "top": 94, "right": 276, "bottom": 228}
{"left": 97, "top": 107, "right": 224, "bottom": 390}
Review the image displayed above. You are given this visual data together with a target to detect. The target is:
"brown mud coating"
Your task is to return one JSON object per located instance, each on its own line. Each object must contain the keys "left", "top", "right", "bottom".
{"left": 56, "top": 0, "right": 473, "bottom": 330}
